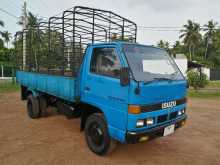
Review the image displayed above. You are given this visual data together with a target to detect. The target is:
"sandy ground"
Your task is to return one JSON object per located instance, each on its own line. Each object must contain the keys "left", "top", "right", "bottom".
{"left": 0, "top": 92, "right": 220, "bottom": 165}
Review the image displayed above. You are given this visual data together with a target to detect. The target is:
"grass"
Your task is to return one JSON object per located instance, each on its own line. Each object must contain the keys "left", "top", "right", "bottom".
{"left": 0, "top": 80, "right": 20, "bottom": 93}
{"left": 207, "top": 81, "right": 220, "bottom": 88}
{"left": 188, "top": 80, "right": 220, "bottom": 98}
{"left": 188, "top": 90, "right": 220, "bottom": 98}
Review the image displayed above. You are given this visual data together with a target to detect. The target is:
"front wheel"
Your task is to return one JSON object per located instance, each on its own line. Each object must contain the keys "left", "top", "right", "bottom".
{"left": 85, "top": 113, "right": 117, "bottom": 155}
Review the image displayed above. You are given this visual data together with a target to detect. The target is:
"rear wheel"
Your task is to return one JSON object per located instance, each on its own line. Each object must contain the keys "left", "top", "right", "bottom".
{"left": 27, "top": 95, "right": 40, "bottom": 119}
{"left": 39, "top": 96, "right": 48, "bottom": 117}
{"left": 85, "top": 113, "right": 117, "bottom": 155}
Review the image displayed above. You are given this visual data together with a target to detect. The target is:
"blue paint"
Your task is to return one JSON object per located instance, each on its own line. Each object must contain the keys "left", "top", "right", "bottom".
{"left": 16, "top": 71, "right": 76, "bottom": 102}
{"left": 16, "top": 42, "right": 187, "bottom": 143}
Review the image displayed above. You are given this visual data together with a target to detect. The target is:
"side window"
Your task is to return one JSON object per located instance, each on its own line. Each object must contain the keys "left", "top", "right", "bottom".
{"left": 90, "top": 48, "right": 121, "bottom": 78}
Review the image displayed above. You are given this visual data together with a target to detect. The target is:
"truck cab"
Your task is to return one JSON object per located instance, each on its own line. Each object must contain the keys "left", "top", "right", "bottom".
{"left": 79, "top": 42, "right": 187, "bottom": 152}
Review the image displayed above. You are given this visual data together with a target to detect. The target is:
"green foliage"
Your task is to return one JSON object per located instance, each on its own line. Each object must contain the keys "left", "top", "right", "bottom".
{"left": 1, "top": 31, "right": 11, "bottom": 48}
{"left": 187, "top": 70, "right": 208, "bottom": 89}
{"left": 179, "top": 20, "right": 202, "bottom": 61}
{"left": 0, "top": 20, "right": 4, "bottom": 27}
{"left": 0, "top": 39, "right": 4, "bottom": 49}
{"left": 207, "top": 81, "right": 220, "bottom": 88}
{"left": 188, "top": 90, "right": 220, "bottom": 98}
{"left": 156, "top": 19, "right": 220, "bottom": 69}
{"left": 0, "top": 81, "right": 19, "bottom": 93}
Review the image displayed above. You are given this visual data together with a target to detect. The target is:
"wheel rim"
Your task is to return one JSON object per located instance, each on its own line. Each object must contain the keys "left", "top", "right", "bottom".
{"left": 88, "top": 122, "right": 104, "bottom": 146}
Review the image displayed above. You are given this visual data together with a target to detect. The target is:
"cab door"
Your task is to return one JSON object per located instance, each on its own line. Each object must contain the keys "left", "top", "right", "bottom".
{"left": 81, "top": 45, "right": 129, "bottom": 139}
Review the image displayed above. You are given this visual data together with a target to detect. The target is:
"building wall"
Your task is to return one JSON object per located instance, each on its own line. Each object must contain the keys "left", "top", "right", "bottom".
{"left": 202, "top": 67, "right": 210, "bottom": 80}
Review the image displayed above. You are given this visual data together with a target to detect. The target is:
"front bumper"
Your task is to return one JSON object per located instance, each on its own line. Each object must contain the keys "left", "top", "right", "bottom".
{"left": 126, "top": 115, "right": 187, "bottom": 143}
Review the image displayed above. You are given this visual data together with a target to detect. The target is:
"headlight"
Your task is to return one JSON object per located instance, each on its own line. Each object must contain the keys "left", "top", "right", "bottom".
{"left": 178, "top": 111, "right": 182, "bottom": 116}
{"left": 136, "top": 119, "right": 145, "bottom": 127}
{"left": 146, "top": 118, "right": 154, "bottom": 125}
{"left": 178, "top": 109, "right": 186, "bottom": 116}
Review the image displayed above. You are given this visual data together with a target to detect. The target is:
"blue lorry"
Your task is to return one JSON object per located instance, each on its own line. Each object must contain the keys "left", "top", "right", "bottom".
{"left": 15, "top": 6, "right": 187, "bottom": 155}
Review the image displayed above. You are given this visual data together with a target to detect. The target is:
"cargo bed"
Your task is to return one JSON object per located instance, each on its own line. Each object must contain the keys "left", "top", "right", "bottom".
{"left": 16, "top": 71, "right": 77, "bottom": 102}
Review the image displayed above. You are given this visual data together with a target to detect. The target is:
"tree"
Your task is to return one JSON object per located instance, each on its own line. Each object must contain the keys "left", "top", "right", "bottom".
{"left": 17, "top": 12, "right": 42, "bottom": 71}
{"left": 172, "top": 41, "right": 184, "bottom": 57}
{"left": 157, "top": 40, "right": 171, "bottom": 54}
{"left": 0, "top": 19, "right": 4, "bottom": 35}
{"left": 18, "top": 12, "right": 40, "bottom": 28}
{"left": 203, "top": 20, "right": 218, "bottom": 59}
{"left": 180, "top": 20, "right": 202, "bottom": 61}
{"left": 0, "top": 20, "right": 4, "bottom": 48}
{"left": 157, "top": 40, "right": 170, "bottom": 50}
{"left": 1, "top": 31, "right": 11, "bottom": 48}
{"left": 0, "top": 20, "right": 4, "bottom": 27}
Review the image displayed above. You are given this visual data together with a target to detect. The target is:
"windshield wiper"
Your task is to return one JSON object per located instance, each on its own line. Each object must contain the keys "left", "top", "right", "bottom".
{"left": 143, "top": 77, "right": 172, "bottom": 85}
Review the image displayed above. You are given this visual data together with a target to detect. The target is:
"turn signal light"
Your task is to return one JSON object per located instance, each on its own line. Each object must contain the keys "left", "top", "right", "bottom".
{"left": 128, "top": 105, "right": 141, "bottom": 114}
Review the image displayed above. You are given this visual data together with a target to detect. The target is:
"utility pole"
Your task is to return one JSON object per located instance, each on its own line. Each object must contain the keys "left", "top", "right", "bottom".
{"left": 22, "top": 0, "right": 27, "bottom": 70}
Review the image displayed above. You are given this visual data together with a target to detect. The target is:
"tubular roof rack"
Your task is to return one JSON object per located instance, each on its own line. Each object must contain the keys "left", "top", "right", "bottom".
{"left": 15, "top": 6, "right": 137, "bottom": 76}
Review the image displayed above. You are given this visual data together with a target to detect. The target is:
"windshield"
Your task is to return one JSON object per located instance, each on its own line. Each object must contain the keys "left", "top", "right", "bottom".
{"left": 123, "top": 44, "right": 184, "bottom": 82}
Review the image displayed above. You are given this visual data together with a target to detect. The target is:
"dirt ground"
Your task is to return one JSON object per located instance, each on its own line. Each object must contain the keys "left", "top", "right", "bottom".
{"left": 0, "top": 92, "right": 220, "bottom": 165}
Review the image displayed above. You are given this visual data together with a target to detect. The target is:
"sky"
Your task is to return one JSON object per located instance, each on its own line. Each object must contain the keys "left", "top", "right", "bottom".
{"left": 0, "top": 0, "right": 220, "bottom": 46}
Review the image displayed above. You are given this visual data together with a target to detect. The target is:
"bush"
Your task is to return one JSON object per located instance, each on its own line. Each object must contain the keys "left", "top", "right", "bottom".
{"left": 187, "top": 70, "right": 208, "bottom": 89}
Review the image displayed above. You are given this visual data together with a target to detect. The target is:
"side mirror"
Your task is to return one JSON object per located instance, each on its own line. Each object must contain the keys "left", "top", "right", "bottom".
{"left": 120, "top": 67, "right": 130, "bottom": 86}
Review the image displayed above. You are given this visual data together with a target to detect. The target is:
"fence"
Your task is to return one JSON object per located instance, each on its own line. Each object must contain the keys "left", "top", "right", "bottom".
{"left": 210, "top": 69, "right": 220, "bottom": 80}
{"left": 0, "top": 64, "right": 14, "bottom": 79}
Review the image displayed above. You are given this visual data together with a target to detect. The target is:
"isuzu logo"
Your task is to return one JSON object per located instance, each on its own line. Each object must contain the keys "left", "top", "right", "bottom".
{"left": 162, "top": 101, "right": 176, "bottom": 109}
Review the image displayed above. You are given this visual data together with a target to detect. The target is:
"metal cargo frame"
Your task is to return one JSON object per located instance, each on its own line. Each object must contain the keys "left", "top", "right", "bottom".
{"left": 15, "top": 6, "right": 137, "bottom": 76}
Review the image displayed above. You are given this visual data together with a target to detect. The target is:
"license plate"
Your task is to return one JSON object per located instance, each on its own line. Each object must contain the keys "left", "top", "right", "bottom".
{"left": 163, "top": 124, "right": 175, "bottom": 136}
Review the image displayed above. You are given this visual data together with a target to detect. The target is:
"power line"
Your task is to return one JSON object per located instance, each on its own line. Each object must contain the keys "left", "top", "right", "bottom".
{"left": 138, "top": 26, "right": 182, "bottom": 29}
{"left": 0, "top": 8, "right": 18, "bottom": 19}
{"left": 7, "top": 0, "right": 22, "bottom": 11}
{"left": 138, "top": 25, "right": 220, "bottom": 31}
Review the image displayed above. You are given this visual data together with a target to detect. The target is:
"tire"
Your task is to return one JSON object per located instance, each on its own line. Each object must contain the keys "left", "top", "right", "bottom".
{"left": 27, "top": 95, "right": 40, "bottom": 119}
{"left": 39, "top": 96, "right": 48, "bottom": 117}
{"left": 85, "top": 113, "right": 117, "bottom": 155}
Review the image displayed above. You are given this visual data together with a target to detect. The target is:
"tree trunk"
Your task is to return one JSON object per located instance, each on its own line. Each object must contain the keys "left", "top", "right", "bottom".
{"left": 192, "top": 45, "right": 195, "bottom": 61}
{"left": 1, "top": 65, "right": 4, "bottom": 78}
{"left": 205, "top": 41, "right": 209, "bottom": 59}
{"left": 34, "top": 50, "right": 38, "bottom": 71}
{"left": 189, "top": 45, "right": 192, "bottom": 61}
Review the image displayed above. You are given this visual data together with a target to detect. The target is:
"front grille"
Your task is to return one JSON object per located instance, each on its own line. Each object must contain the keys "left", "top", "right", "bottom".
{"left": 170, "top": 111, "right": 178, "bottom": 120}
{"left": 141, "top": 98, "right": 187, "bottom": 113}
{"left": 157, "top": 114, "right": 168, "bottom": 123}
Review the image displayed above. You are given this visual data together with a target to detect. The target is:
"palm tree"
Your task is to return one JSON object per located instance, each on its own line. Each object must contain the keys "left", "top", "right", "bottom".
{"left": 18, "top": 12, "right": 39, "bottom": 28}
{"left": 180, "top": 20, "right": 202, "bottom": 61}
{"left": 203, "top": 20, "right": 218, "bottom": 59}
{"left": 157, "top": 40, "right": 171, "bottom": 54}
{"left": 157, "top": 40, "right": 166, "bottom": 49}
{"left": 0, "top": 20, "right": 4, "bottom": 27}
{"left": 0, "top": 20, "right": 4, "bottom": 48}
{"left": 18, "top": 12, "right": 41, "bottom": 70}
{"left": 1, "top": 31, "right": 12, "bottom": 48}
{"left": 172, "top": 41, "right": 183, "bottom": 56}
